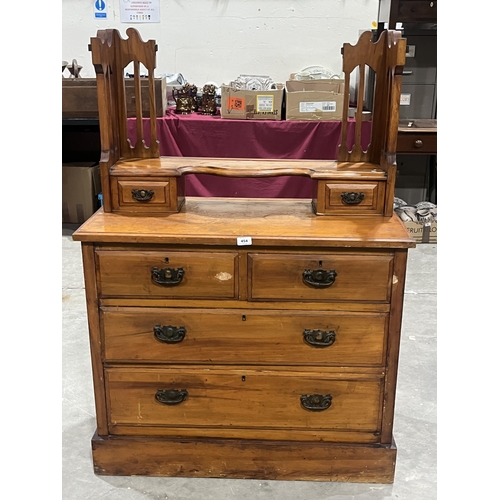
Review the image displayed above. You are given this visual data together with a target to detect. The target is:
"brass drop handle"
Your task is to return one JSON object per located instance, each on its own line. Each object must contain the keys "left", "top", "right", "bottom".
{"left": 303, "top": 269, "right": 337, "bottom": 288}
{"left": 414, "top": 140, "right": 423, "bottom": 149}
{"left": 154, "top": 325, "right": 186, "bottom": 343}
{"left": 303, "top": 329, "right": 336, "bottom": 347}
{"left": 132, "top": 189, "right": 154, "bottom": 201}
{"left": 300, "top": 394, "right": 332, "bottom": 411}
{"left": 155, "top": 389, "right": 188, "bottom": 405}
{"left": 341, "top": 192, "right": 365, "bottom": 205}
{"left": 151, "top": 267, "right": 185, "bottom": 286}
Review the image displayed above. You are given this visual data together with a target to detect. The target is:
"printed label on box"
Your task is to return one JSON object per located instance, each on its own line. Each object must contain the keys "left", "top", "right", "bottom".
{"left": 227, "top": 96, "right": 246, "bottom": 110}
{"left": 256, "top": 95, "right": 274, "bottom": 112}
{"left": 400, "top": 93, "right": 411, "bottom": 106}
{"left": 299, "top": 102, "right": 336, "bottom": 112}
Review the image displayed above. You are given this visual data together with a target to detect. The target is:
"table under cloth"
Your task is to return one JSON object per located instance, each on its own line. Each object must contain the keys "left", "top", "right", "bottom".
{"left": 127, "top": 109, "right": 371, "bottom": 198}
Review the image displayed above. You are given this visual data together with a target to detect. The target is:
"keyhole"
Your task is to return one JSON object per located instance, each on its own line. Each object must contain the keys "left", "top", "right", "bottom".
{"left": 165, "top": 257, "right": 169, "bottom": 263}
{"left": 241, "top": 376, "right": 246, "bottom": 382}
{"left": 319, "top": 260, "right": 323, "bottom": 267}
{"left": 242, "top": 315, "right": 246, "bottom": 321}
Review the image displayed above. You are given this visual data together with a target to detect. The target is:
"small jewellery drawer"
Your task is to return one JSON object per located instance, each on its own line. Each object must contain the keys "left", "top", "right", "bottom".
{"left": 317, "top": 181, "right": 385, "bottom": 215}
{"left": 110, "top": 177, "right": 183, "bottom": 214}
{"left": 249, "top": 253, "right": 393, "bottom": 302}
{"left": 101, "top": 308, "right": 388, "bottom": 366}
{"left": 96, "top": 250, "right": 238, "bottom": 298}
{"left": 106, "top": 367, "right": 383, "bottom": 433}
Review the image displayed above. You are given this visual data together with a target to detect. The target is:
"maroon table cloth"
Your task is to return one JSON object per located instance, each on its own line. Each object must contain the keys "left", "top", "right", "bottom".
{"left": 127, "top": 109, "right": 371, "bottom": 198}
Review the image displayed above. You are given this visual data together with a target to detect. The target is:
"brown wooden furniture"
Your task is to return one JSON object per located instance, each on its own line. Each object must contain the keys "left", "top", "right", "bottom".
{"left": 397, "top": 118, "right": 436, "bottom": 154}
{"left": 397, "top": 118, "right": 437, "bottom": 203}
{"left": 72, "top": 27, "right": 415, "bottom": 483}
{"left": 377, "top": 1, "right": 437, "bottom": 203}
{"left": 378, "top": 0, "right": 437, "bottom": 29}
{"left": 62, "top": 77, "right": 167, "bottom": 119}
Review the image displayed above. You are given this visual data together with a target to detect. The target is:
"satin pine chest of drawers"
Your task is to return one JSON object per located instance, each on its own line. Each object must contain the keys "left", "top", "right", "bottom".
{"left": 71, "top": 27, "right": 415, "bottom": 482}
{"left": 73, "top": 198, "right": 415, "bottom": 482}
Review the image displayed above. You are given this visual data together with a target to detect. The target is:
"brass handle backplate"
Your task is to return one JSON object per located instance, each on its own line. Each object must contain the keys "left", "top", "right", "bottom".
{"left": 132, "top": 189, "right": 154, "bottom": 201}
{"left": 151, "top": 267, "right": 185, "bottom": 286}
{"left": 303, "top": 269, "right": 337, "bottom": 288}
{"left": 154, "top": 325, "right": 186, "bottom": 343}
{"left": 300, "top": 394, "right": 332, "bottom": 411}
{"left": 341, "top": 192, "right": 365, "bottom": 205}
{"left": 155, "top": 389, "right": 188, "bottom": 405}
{"left": 303, "top": 329, "right": 336, "bottom": 347}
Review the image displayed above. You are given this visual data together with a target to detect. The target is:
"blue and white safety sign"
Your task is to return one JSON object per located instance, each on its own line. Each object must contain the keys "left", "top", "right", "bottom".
{"left": 94, "top": 0, "right": 107, "bottom": 19}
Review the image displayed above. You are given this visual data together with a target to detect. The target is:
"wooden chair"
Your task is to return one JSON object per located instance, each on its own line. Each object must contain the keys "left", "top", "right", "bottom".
{"left": 90, "top": 27, "right": 406, "bottom": 216}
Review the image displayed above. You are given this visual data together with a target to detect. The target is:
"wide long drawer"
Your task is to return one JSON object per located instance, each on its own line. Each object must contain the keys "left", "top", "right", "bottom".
{"left": 101, "top": 307, "right": 388, "bottom": 366}
{"left": 96, "top": 250, "right": 238, "bottom": 298}
{"left": 106, "top": 367, "right": 383, "bottom": 433}
{"left": 249, "top": 253, "right": 393, "bottom": 302}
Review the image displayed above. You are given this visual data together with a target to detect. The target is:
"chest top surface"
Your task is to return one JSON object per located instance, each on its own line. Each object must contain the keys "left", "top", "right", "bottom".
{"left": 72, "top": 197, "right": 415, "bottom": 249}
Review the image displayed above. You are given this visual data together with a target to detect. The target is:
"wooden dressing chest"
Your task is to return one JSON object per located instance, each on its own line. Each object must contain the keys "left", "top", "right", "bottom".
{"left": 72, "top": 28, "right": 415, "bottom": 482}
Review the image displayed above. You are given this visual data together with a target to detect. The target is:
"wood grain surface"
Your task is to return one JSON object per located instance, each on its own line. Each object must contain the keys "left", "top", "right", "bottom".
{"left": 73, "top": 198, "right": 415, "bottom": 248}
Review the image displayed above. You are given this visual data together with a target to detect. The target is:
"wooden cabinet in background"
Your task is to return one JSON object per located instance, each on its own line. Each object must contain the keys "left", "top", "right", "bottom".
{"left": 62, "top": 78, "right": 168, "bottom": 119}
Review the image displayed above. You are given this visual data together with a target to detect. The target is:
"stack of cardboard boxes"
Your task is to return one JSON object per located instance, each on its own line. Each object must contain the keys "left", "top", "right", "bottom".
{"left": 62, "top": 163, "right": 101, "bottom": 224}
{"left": 220, "top": 77, "right": 345, "bottom": 121}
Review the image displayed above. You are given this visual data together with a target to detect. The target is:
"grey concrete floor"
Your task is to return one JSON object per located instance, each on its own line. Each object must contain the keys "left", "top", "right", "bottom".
{"left": 62, "top": 227, "right": 436, "bottom": 500}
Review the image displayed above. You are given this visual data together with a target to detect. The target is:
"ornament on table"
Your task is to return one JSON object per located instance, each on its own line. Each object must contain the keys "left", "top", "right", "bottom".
{"left": 200, "top": 84, "right": 218, "bottom": 115}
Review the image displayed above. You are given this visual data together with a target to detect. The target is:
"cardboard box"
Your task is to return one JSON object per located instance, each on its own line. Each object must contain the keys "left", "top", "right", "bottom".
{"left": 403, "top": 221, "right": 437, "bottom": 244}
{"left": 220, "top": 84, "right": 284, "bottom": 120}
{"left": 62, "top": 77, "right": 167, "bottom": 118}
{"left": 62, "top": 162, "right": 101, "bottom": 224}
{"left": 285, "top": 79, "right": 344, "bottom": 121}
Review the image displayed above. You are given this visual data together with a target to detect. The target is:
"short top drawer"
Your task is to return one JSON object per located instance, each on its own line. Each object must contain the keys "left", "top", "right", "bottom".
{"left": 97, "top": 250, "right": 238, "bottom": 298}
{"left": 315, "top": 180, "right": 386, "bottom": 216}
{"left": 110, "top": 177, "right": 183, "bottom": 214}
{"left": 249, "top": 253, "right": 393, "bottom": 302}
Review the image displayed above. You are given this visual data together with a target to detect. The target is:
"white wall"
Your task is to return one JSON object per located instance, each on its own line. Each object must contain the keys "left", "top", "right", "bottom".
{"left": 62, "top": 0, "right": 379, "bottom": 86}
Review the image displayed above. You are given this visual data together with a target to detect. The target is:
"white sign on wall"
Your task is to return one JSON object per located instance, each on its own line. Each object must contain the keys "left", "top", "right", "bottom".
{"left": 120, "top": 0, "right": 160, "bottom": 23}
{"left": 94, "top": 0, "right": 107, "bottom": 19}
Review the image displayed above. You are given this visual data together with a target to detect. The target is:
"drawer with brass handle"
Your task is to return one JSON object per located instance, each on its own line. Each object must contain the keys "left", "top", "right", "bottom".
{"left": 101, "top": 307, "right": 388, "bottom": 366}
{"left": 105, "top": 367, "right": 383, "bottom": 436}
{"left": 110, "top": 177, "right": 184, "bottom": 214}
{"left": 96, "top": 250, "right": 238, "bottom": 298}
{"left": 248, "top": 253, "right": 393, "bottom": 302}
{"left": 316, "top": 181, "right": 386, "bottom": 215}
